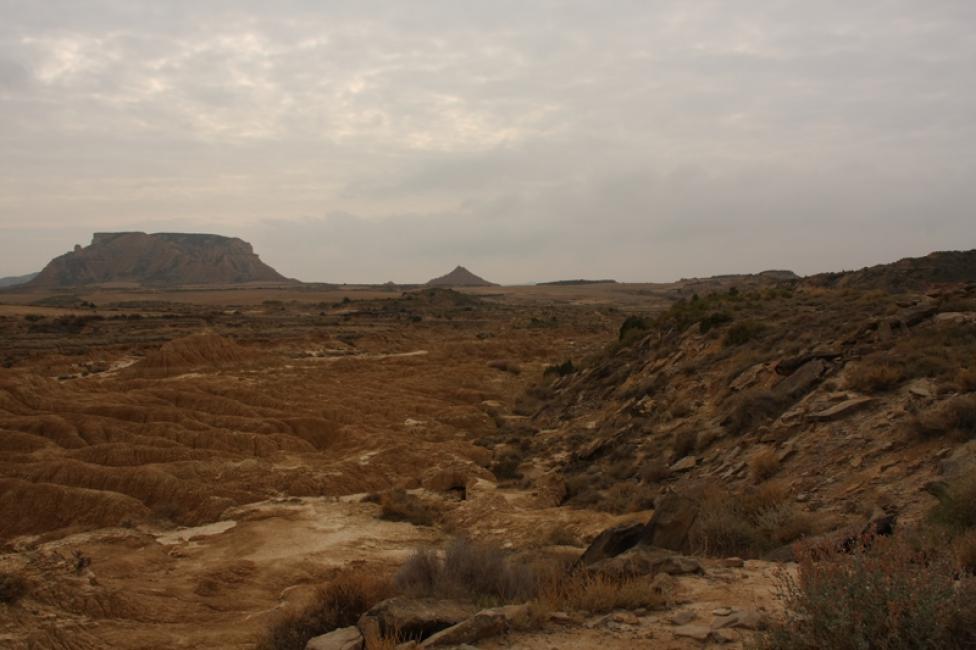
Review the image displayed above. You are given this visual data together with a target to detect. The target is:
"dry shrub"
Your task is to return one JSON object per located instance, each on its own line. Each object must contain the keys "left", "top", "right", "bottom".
{"left": 750, "top": 447, "right": 780, "bottom": 483}
{"left": 0, "top": 572, "right": 27, "bottom": 604}
{"left": 690, "top": 484, "right": 815, "bottom": 557}
{"left": 956, "top": 368, "right": 976, "bottom": 392}
{"left": 672, "top": 429, "right": 697, "bottom": 460}
{"left": 756, "top": 537, "right": 976, "bottom": 650}
{"left": 601, "top": 482, "right": 657, "bottom": 515}
{"left": 723, "top": 389, "right": 788, "bottom": 436}
{"left": 487, "top": 359, "right": 522, "bottom": 375}
{"left": 258, "top": 571, "right": 395, "bottom": 650}
{"left": 844, "top": 362, "right": 905, "bottom": 393}
{"left": 929, "top": 473, "right": 976, "bottom": 532}
{"left": 538, "top": 571, "right": 668, "bottom": 615}
{"left": 378, "top": 490, "right": 441, "bottom": 526}
{"left": 913, "top": 395, "right": 976, "bottom": 441}
{"left": 546, "top": 524, "right": 581, "bottom": 547}
{"left": 954, "top": 530, "right": 976, "bottom": 574}
{"left": 395, "top": 538, "right": 539, "bottom": 605}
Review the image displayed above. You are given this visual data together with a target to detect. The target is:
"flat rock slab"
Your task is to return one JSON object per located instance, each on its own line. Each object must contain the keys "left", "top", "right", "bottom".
{"left": 306, "top": 626, "right": 363, "bottom": 650}
{"left": 807, "top": 397, "right": 874, "bottom": 422}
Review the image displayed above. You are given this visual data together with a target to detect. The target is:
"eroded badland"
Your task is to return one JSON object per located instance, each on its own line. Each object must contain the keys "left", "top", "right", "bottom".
{"left": 1, "top": 255, "right": 976, "bottom": 649}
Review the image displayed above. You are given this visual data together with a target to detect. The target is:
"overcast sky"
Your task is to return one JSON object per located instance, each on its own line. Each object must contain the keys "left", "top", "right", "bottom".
{"left": 1, "top": 1, "right": 974, "bottom": 283}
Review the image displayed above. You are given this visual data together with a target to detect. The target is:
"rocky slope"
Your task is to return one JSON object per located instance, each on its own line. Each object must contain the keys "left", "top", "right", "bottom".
{"left": 807, "top": 249, "right": 976, "bottom": 291}
{"left": 25, "top": 232, "right": 288, "bottom": 288}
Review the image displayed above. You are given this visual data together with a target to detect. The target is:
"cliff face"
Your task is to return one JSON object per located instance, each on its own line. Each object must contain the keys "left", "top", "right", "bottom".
{"left": 27, "top": 232, "right": 288, "bottom": 287}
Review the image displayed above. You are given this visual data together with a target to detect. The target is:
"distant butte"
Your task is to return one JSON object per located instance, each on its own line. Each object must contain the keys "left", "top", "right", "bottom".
{"left": 25, "top": 232, "right": 290, "bottom": 288}
{"left": 425, "top": 265, "right": 497, "bottom": 287}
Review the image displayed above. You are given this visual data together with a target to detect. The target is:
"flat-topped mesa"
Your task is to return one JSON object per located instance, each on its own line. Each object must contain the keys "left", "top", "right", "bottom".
{"left": 425, "top": 265, "right": 497, "bottom": 287}
{"left": 27, "top": 231, "right": 289, "bottom": 288}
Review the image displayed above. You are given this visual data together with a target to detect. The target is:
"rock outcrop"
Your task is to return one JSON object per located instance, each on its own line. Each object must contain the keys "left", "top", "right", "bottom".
{"left": 425, "top": 266, "right": 496, "bottom": 287}
{"left": 26, "top": 232, "right": 288, "bottom": 288}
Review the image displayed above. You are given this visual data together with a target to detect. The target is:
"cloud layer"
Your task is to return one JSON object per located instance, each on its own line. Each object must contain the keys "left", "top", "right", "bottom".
{"left": 1, "top": 1, "right": 974, "bottom": 282}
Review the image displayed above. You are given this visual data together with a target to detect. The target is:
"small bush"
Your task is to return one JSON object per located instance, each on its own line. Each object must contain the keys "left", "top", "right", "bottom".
{"left": 601, "top": 482, "right": 657, "bottom": 514}
{"left": 723, "top": 321, "right": 765, "bottom": 347}
{"left": 756, "top": 537, "right": 976, "bottom": 650}
{"left": 546, "top": 525, "right": 581, "bottom": 547}
{"left": 750, "top": 447, "right": 780, "bottom": 483}
{"left": 544, "top": 359, "right": 576, "bottom": 378}
{"left": 913, "top": 395, "right": 976, "bottom": 441}
{"left": 699, "top": 312, "right": 733, "bottom": 334}
{"left": 0, "top": 572, "right": 27, "bottom": 604}
{"left": 487, "top": 359, "right": 522, "bottom": 375}
{"left": 845, "top": 362, "right": 905, "bottom": 393}
{"left": 378, "top": 490, "right": 440, "bottom": 526}
{"left": 258, "top": 571, "right": 395, "bottom": 650}
{"left": 618, "top": 315, "right": 650, "bottom": 342}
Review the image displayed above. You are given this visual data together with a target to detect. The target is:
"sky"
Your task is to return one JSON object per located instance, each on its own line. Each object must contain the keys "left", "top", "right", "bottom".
{"left": 1, "top": 1, "right": 974, "bottom": 284}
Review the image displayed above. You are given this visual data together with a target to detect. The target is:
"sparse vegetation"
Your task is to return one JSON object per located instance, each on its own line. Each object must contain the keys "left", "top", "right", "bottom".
{"left": 690, "top": 484, "right": 816, "bottom": 557}
{"left": 845, "top": 362, "right": 905, "bottom": 393}
{"left": 395, "top": 538, "right": 540, "bottom": 605}
{"left": 723, "top": 321, "right": 766, "bottom": 347}
{"left": 723, "top": 388, "right": 789, "bottom": 436}
{"left": 928, "top": 473, "right": 976, "bottom": 532}
{"left": 543, "top": 359, "right": 576, "bottom": 378}
{"left": 0, "top": 572, "right": 28, "bottom": 604}
{"left": 487, "top": 359, "right": 522, "bottom": 375}
{"left": 750, "top": 447, "right": 780, "bottom": 483}
{"left": 377, "top": 490, "right": 441, "bottom": 526}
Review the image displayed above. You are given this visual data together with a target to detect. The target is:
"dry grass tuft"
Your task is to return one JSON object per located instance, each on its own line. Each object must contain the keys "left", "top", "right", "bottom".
{"left": 845, "top": 362, "right": 905, "bottom": 393}
{"left": 913, "top": 395, "right": 976, "bottom": 441}
{"left": 953, "top": 530, "right": 976, "bottom": 574}
{"left": 258, "top": 571, "right": 395, "bottom": 650}
{"left": 537, "top": 571, "right": 669, "bottom": 614}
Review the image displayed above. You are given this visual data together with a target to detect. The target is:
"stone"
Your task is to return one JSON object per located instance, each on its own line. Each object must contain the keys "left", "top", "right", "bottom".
{"left": 672, "top": 624, "right": 712, "bottom": 641}
{"left": 720, "top": 557, "right": 744, "bottom": 568}
{"left": 669, "top": 610, "right": 697, "bottom": 625}
{"left": 358, "top": 598, "right": 476, "bottom": 642}
{"left": 712, "top": 628, "right": 737, "bottom": 643}
{"left": 420, "top": 604, "right": 528, "bottom": 647}
{"left": 711, "top": 609, "right": 764, "bottom": 631}
{"left": 645, "top": 492, "right": 701, "bottom": 550}
{"left": 306, "top": 626, "right": 363, "bottom": 650}
{"left": 712, "top": 607, "right": 733, "bottom": 617}
{"left": 611, "top": 611, "right": 640, "bottom": 625}
{"left": 807, "top": 397, "right": 874, "bottom": 422}
{"left": 670, "top": 456, "right": 697, "bottom": 472}
{"left": 577, "top": 522, "right": 646, "bottom": 565}
{"left": 775, "top": 359, "right": 829, "bottom": 399}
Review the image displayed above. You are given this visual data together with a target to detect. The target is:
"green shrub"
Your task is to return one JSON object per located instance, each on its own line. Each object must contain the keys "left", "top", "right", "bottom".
{"left": 699, "top": 312, "right": 733, "bottom": 334}
{"left": 618, "top": 315, "right": 650, "bottom": 343}
{"left": 757, "top": 537, "right": 976, "bottom": 650}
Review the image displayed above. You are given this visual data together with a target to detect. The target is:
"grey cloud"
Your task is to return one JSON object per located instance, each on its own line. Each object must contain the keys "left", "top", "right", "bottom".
{"left": 0, "top": 1, "right": 974, "bottom": 281}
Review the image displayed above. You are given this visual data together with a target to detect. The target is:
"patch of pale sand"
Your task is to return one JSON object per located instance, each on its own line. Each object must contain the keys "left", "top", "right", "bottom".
{"left": 155, "top": 520, "right": 238, "bottom": 545}
{"left": 193, "top": 498, "right": 441, "bottom": 565}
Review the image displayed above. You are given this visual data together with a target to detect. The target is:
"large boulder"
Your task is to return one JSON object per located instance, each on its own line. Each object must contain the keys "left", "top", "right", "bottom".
{"left": 577, "top": 522, "right": 646, "bottom": 565}
{"left": 306, "top": 626, "right": 363, "bottom": 650}
{"left": 358, "top": 598, "right": 476, "bottom": 642}
{"left": 774, "top": 359, "right": 829, "bottom": 400}
{"left": 590, "top": 546, "right": 703, "bottom": 580}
